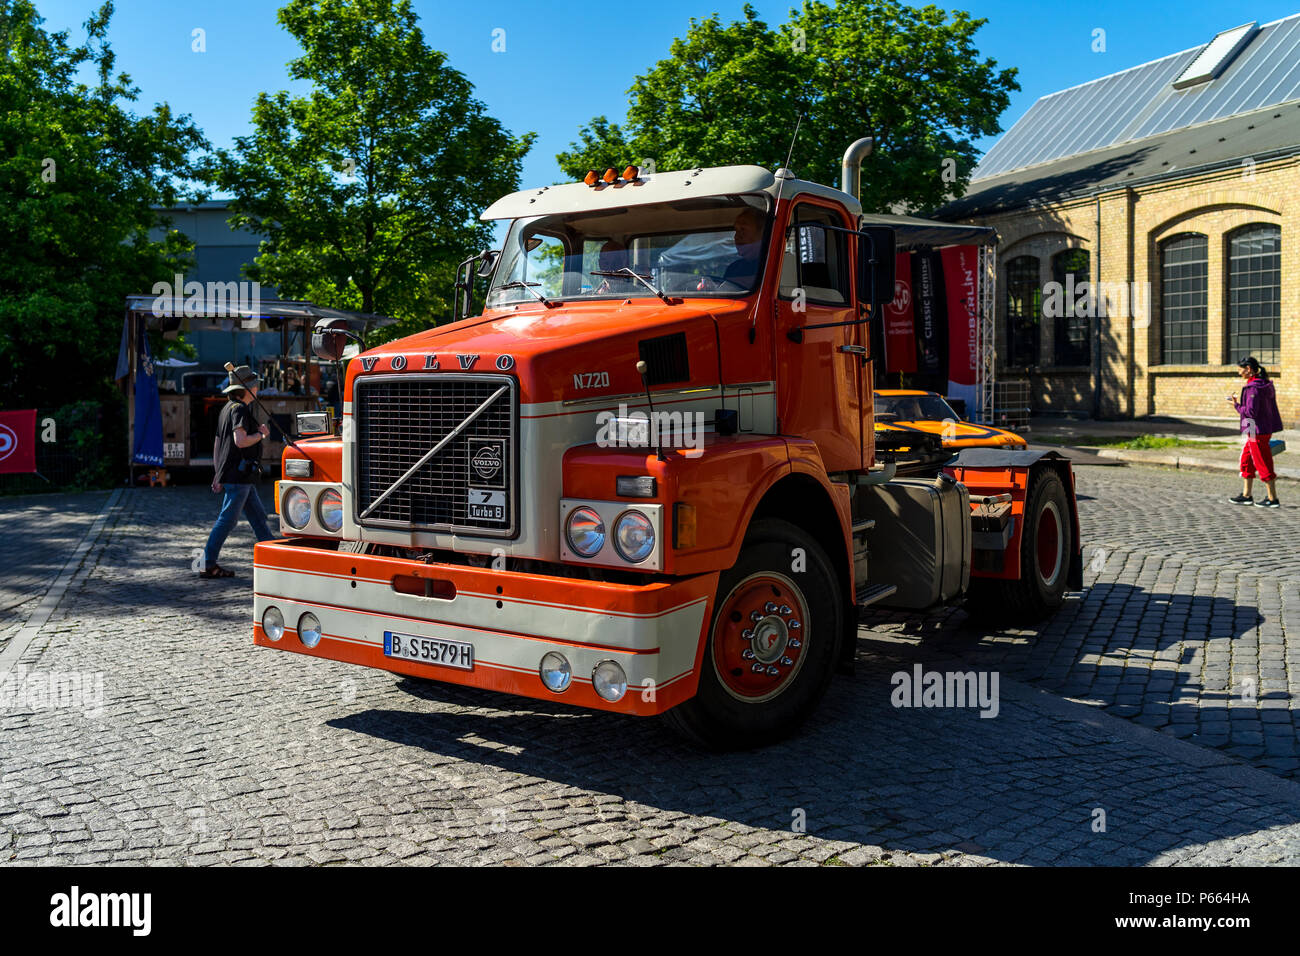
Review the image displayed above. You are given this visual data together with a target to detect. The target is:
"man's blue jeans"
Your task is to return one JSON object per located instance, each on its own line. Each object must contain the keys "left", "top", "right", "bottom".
{"left": 203, "top": 483, "right": 275, "bottom": 569}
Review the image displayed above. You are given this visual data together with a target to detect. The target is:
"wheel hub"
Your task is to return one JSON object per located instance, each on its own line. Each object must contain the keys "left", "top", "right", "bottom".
{"left": 713, "top": 573, "right": 808, "bottom": 702}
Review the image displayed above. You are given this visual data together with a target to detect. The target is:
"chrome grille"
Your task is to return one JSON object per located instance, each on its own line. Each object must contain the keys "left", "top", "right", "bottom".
{"left": 354, "top": 374, "right": 516, "bottom": 536}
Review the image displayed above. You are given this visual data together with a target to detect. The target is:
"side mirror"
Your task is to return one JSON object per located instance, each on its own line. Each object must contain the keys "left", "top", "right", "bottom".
{"left": 475, "top": 248, "right": 500, "bottom": 279}
{"left": 311, "top": 317, "right": 360, "bottom": 362}
{"left": 857, "top": 226, "right": 896, "bottom": 310}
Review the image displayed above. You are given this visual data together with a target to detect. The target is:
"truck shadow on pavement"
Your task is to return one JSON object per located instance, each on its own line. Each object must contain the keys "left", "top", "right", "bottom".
{"left": 327, "top": 611, "right": 1300, "bottom": 865}
{"left": 863, "top": 582, "right": 1297, "bottom": 779}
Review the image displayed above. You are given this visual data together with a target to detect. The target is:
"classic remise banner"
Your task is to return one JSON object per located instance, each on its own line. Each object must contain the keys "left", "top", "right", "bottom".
{"left": 0, "top": 409, "right": 38, "bottom": 475}
{"left": 911, "top": 249, "right": 946, "bottom": 377}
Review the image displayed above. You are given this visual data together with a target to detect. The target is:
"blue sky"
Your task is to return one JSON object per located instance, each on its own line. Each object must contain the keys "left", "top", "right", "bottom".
{"left": 34, "top": 0, "right": 1300, "bottom": 191}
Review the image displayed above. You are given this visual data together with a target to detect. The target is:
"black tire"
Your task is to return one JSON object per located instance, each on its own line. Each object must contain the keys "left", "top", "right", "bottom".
{"left": 662, "top": 518, "right": 844, "bottom": 750}
{"left": 966, "top": 468, "right": 1072, "bottom": 624}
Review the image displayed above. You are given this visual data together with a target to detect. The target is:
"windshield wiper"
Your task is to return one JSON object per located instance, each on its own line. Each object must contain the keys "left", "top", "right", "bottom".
{"left": 500, "top": 280, "right": 556, "bottom": 307}
{"left": 591, "top": 268, "right": 673, "bottom": 305}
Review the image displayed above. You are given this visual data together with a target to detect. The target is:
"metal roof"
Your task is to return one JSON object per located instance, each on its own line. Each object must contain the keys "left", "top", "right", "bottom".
{"left": 973, "top": 14, "right": 1300, "bottom": 180}
{"left": 936, "top": 101, "right": 1300, "bottom": 220}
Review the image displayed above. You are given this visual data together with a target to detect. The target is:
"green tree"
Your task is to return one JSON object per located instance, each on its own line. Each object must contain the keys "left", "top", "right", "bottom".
{"left": 211, "top": 0, "right": 534, "bottom": 342}
{"left": 557, "top": 0, "right": 1018, "bottom": 213}
{"left": 0, "top": 0, "right": 207, "bottom": 412}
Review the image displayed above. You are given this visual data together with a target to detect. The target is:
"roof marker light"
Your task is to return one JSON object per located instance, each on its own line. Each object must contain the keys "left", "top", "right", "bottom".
{"left": 583, "top": 169, "right": 599, "bottom": 186}
{"left": 602, "top": 167, "right": 618, "bottom": 184}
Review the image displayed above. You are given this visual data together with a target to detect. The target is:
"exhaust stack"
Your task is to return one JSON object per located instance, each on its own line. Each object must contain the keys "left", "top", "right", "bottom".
{"left": 841, "top": 137, "right": 875, "bottom": 202}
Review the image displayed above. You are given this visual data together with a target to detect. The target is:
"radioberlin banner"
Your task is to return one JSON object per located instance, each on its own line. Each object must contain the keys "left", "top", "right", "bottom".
{"left": 883, "top": 252, "right": 917, "bottom": 374}
{"left": 940, "top": 244, "right": 980, "bottom": 410}
{"left": 0, "top": 409, "right": 38, "bottom": 475}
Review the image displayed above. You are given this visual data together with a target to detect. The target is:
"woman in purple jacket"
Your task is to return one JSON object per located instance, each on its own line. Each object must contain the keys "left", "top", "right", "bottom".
{"left": 1228, "top": 356, "right": 1284, "bottom": 508}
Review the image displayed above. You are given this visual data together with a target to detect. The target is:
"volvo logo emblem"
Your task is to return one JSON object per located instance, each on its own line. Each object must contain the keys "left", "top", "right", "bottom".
{"left": 495, "top": 354, "right": 515, "bottom": 371}
{"left": 423, "top": 354, "right": 440, "bottom": 369}
{"left": 360, "top": 356, "right": 379, "bottom": 372}
{"left": 457, "top": 354, "right": 479, "bottom": 369}
{"left": 390, "top": 354, "right": 407, "bottom": 370}
{"left": 471, "top": 442, "right": 503, "bottom": 480}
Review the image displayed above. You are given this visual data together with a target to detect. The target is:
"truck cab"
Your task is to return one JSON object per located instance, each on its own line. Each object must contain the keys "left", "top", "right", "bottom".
{"left": 255, "top": 153, "right": 1081, "bottom": 749}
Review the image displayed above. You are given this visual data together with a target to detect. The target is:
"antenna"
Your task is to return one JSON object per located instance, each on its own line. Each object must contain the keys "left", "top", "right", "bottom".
{"left": 751, "top": 112, "right": 803, "bottom": 344}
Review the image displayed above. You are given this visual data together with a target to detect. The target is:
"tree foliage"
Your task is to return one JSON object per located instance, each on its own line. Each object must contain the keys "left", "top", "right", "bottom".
{"left": 556, "top": 0, "right": 1018, "bottom": 213}
{"left": 211, "top": 0, "right": 535, "bottom": 342}
{"left": 0, "top": 0, "right": 207, "bottom": 411}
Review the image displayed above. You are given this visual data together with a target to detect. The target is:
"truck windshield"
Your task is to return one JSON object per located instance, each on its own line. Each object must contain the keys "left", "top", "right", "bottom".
{"left": 485, "top": 195, "right": 771, "bottom": 308}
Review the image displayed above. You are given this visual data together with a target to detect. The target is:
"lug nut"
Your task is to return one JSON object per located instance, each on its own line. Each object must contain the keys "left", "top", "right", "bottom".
{"left": 779, "top": 605, "right": 791, "bottom": 615}
{"left": 788, "top": 639, "right": 802, "bottom": 648}
{"left": 750, "top": 610, "right": 763, "bottom": 622}
{"left": 751, "top": 663, "right": 765, "bottom": 673}
{"left": 742, "top": 649, "right": 755, "bottom": 660}
{"left": 764, "top": 602, "right": 778, "bottom": 613}
{"left": 766, "top": 666, "right": 779, "bottom": 676}
{"left": 788, "top": 620, "right": 801, "bottom": 630}
{"left": 781, "top": 656, "right": 793, "bottom": 666}
{"left": 742, "top": 628, "right": 754, "bottom": 640}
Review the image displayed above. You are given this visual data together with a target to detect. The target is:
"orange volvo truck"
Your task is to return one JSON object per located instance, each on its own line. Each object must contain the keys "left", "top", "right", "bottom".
{"left": 253, "top": 141, "right": 1082, "bottom": 748}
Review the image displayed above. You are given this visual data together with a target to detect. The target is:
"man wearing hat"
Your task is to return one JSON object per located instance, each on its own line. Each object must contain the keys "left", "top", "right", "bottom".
{"left": 199, "top": 366, "right": 275, "bottom": 578}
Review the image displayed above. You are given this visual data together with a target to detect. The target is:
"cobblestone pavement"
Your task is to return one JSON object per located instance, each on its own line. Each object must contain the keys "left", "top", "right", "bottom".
{"left": 0, "top": 491, "right": 112, "bottom": 651}
{"left": 2, "top": 470, "right": 1300, "bottom": 866}
{"left": 864, "top": 463, "right": 1300, "bottom": 779}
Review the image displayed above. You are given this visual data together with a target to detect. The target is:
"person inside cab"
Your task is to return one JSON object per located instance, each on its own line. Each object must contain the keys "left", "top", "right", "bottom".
{"left": 593, "top": 240, "right": 630, "bottom": 293}
{"left": 698, "top": 207, "right": 765, "bottom": 291}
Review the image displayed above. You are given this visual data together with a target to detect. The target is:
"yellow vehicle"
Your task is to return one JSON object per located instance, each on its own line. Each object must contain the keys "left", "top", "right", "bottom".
{"left": 874, "top": 390, "right": 1028, "bottom": 450}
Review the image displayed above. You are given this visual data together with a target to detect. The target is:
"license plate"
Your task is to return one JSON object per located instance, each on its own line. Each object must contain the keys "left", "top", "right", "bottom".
{"left": 383, "top": 631, "right": 473, "bottom": 671}
{"left": 467, "top": 488, "right": 506, "bottom": 522}
{"left": 164, "top": 442, "right": 185, "bottom": 459}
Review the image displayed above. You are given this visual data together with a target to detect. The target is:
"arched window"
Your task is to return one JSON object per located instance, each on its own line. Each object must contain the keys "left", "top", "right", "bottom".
{"left": 1004, "top": 255, "right": 1040, "bottom": 368}
{"left": 1227, "top": 224, "right": 1280, "bottom": 365}
{"left": 1160, "top": 233, "right": 1208, "bottom": 364}
{"left": 1052, "top": 249, "right": 1091, "bottom": 366}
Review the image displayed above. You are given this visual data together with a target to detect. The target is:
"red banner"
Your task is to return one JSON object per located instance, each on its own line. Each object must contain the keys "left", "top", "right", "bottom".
{"left": 0, "top": 409, "right": 38, "bottom": 475}
{"left": 941, "top": 244, "right": 979, "bottom": 409}
{"left": 883, "top": 251, "right": 917, "bottom": 374}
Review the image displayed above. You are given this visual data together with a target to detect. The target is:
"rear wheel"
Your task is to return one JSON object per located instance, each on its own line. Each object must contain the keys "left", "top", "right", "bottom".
{"left": 966, "top": 468, "right": 1072, "bottom": 624}
{"left": 663, "top": 518, "right": 843, "bottom": 750}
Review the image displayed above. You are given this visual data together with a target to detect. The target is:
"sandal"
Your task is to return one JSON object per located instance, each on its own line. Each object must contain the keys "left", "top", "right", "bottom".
{"left": 199, "top": 565, "right": 235, "bottom": 579}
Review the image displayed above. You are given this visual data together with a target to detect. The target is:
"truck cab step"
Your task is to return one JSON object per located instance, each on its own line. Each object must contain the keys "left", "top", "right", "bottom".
{"left": 855, "top": 582, "right": 898, "bottom": 607}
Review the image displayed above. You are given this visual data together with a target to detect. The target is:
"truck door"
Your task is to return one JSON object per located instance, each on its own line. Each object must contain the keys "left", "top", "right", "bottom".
{"left": 773, "top": 200, "right": 865, "bottom": 472}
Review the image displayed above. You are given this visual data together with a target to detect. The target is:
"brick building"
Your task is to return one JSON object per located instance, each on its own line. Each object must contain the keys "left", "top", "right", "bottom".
{"left": 937, "top": 17, "right": 1300, "bottom": 423}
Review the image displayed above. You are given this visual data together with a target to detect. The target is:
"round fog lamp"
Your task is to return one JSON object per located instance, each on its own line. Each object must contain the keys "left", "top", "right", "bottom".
{"left": 592, "top": 660, "right": 628, "bottom": 702}
{"left": 566, "top": 507, "right": 605, "bottom": 557}
{"left": 284, "top": 486, "right": 311, "bottom": 530}
{"left": 318, "top": 488, "right": 343, "bottom": 532}
{"left": 614, "top": 511, "right": 655, "bottom": 563}
{"left": 298, "top": 612, "right": 323, "bottom": 649}
{"left": 262, "top": 606, "right": 284, "bottom": 641}
{"left": 539, "top": 652, "right": 571, "bottom": 693}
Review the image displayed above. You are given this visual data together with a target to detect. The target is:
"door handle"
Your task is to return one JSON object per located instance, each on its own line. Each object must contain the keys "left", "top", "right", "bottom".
{"left": 837, "top": 344, "right": 867, "bottom": 355}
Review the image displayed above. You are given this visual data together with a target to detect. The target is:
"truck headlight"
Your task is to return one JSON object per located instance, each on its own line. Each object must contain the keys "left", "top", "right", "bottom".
{"left": 614, "top": 510, "right": 655, "bottom": 563}
{"left": 318, "top": 489, "right": 343, "bottom": 532}
{"left": 283, "top": 487, "right": 311, "bottom": 529}
{"left": 262, "top": 606, "right": 284, "bottom": 641}
{"left": 592, "top": 660, "right": 627, "bottom": 701}
{"left": 566, "top": 507, "right": 606, "bottom": 557}
{"left": 298, "top": 612, "right": 322, "bottom": 649}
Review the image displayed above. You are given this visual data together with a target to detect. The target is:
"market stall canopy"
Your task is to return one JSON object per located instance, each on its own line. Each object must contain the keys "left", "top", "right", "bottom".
{"left": 123, "top": 295, "right": 398, "bottom": 333}
{"left": 858, "top": 213, "right": 996, "bottom": 251}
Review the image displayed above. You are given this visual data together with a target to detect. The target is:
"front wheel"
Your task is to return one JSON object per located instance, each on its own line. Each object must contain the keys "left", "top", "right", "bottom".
{"left": 662, "top": 518, "right": 844, "bottom": 750}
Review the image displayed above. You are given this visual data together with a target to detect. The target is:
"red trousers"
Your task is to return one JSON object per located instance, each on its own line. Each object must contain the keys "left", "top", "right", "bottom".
{"left": 1240, "top": 434, "right": 1276, "bottom": 482}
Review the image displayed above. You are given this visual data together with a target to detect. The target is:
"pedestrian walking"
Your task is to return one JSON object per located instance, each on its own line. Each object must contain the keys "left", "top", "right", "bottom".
{"left": 199, "top": 365, "right": 276, "bottom": 577}
{"left": 1228, "top": 356, "right": 1284, "bottom": 508}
